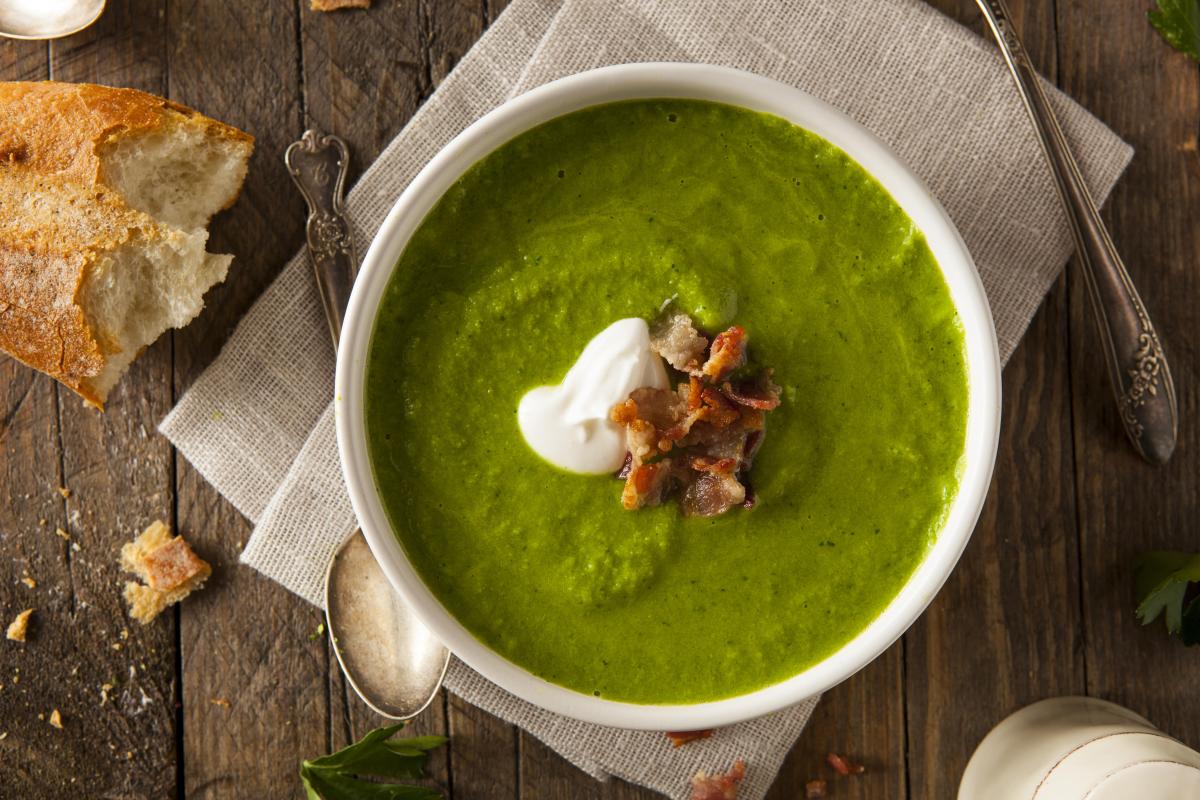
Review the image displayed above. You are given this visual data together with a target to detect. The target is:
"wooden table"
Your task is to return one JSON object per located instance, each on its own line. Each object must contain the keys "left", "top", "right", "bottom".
{"left": 1, "top": 1, "right": 1196, "bottom": 797}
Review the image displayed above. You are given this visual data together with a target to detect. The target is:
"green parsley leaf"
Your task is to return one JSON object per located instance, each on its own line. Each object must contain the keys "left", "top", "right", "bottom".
{"left": 1134, "top": 551, "right": 1200, "bottom": 641}
{"left": 1149, "top": 0, "right": 1200, "bottom": 61}
{"left": 300, "top": 723, "right": 447, "bottom": 800}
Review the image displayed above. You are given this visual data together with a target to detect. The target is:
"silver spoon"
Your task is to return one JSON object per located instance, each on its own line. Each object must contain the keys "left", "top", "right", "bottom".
{"left": 976, "top": 0, "right": 1179, "bottom": 464}
{"left": 286, "top": 129, "right": 450, "bottom": 719}
{"left": 0, "top": 0, "right": 105, "bottom": 40}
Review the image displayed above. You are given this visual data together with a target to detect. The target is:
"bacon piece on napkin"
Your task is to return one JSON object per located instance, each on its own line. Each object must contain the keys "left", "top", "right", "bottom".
{"left": 690, "top": 759, "right": 746, "bottom": 800}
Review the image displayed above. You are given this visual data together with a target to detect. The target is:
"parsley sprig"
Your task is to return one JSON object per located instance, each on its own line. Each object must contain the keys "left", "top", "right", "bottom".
{"left": 1149, "top": 0, "right": 1200, "bottom": 61}
{"left": 1135, "top": 551, "right": 1200, "bottom": 645}
{"left": 300, "top": 723, "right": 447, "bottom": 800}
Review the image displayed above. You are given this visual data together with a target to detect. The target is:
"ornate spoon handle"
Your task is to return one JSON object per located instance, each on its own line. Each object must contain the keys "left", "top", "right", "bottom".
{"left": 976, "top": 0, "right": 1178, "bottom": 463}
{"left": 284, "top": 129, "right": 356, "bottom": 346}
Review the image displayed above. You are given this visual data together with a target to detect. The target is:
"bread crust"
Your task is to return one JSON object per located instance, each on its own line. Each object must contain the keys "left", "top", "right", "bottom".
{"left": 0, "top": 82, "right": 253, "bottom": 406}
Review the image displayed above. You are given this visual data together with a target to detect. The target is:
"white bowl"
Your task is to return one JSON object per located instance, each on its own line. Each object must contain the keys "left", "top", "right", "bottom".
{"left": 336, "top": 63, "right": 1002, "bottom": 730}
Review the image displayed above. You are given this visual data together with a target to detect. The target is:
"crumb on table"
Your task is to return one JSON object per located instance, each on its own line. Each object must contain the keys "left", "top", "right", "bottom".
{"left": 311, "top": 0, "right": 370, "bottom": 10}
{"left": 120, "top": 520, "right": 212, "bottom": 624}
{"left": 6, "top": 609, "right": 33, "bottom": 642}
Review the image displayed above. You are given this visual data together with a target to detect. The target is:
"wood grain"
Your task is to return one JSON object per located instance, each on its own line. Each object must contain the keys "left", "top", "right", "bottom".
{"left": 1058, "top": 0, "right": 1200, "bottom": 743}
{"left": 167, "top": 2, "right": 327, "bottom": 799}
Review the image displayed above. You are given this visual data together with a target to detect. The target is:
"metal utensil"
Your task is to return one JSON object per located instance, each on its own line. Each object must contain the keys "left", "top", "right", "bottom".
{"left": 285, "top": 129, "right": 450, "bottom": 719}
{"left": 976, "top": 0, "right": 1178, "bottom": 464}
{"left": 0, "top": 0, "right": 105, "bottom": 40}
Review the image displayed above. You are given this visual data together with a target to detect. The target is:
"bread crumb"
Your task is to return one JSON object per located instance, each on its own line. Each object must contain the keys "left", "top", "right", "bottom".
{"left": 20, "top": 577, "right": 35, "bottom": 589}
{"left": 54, "top": 527, "right": 69, "bottom": 540}
{"left": 6, "top": 609, "right": 33, "bottom": 641}
{"left": 57, "top": 486, "right": 70, "bottom": 499}
{"left": 211, "top": 697, "right": 230, "bottom": 708}
{"left": 120, "top": 521, "right": 211, "bottom": 624}
{"left": 48, "top": 709, "right": 62, "bottom": 729}
{"left": 0, "top": 731, "right": 7, "bottom": 740}
{"left": 111, "top": 642, "right": 122, "bottom": 651}
{"left": 38, "top": 518, "right": 46, "bottom": 527}
{"left": 311, "top": 0, "right": 370, "bottom": 9}
{"left": 100, "top": 683, "right": 113, "bottom": 705}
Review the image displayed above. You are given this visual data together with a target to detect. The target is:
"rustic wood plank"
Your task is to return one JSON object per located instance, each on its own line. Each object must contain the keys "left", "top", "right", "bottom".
{"left": 448, "top": 694, "right": 519, "bottom": 800}
{"left": 903, "top": 2, "right": 1091, "bottom": 797}
{"left": 773, "top": 654, "right": 906, "bottom": 800}
{"left": 167, "top": 2, "right": 329, "bottom": 798}
{"left": 0, "top": 3, "right": 182, "bottom": 797}
{"left": 1058, "top": 0, "right": 1200, "bottom": 744}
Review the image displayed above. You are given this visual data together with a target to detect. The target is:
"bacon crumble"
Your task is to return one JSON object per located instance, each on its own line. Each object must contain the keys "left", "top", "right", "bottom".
{"left": 826, "top": 752, "right": 866, "bottom": 776}
{"left": 612, "top": 313, "right": 781, "bottom": 517}
{"left": 666, "top": 729, "right": 714, "bottom": 747}
{"left": 689, "top": 758, "right": 746, "bottom": 800}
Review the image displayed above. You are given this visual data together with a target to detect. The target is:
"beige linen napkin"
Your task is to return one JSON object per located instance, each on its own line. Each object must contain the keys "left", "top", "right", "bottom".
{"left": 160, "top": 0, "right": 1133, "bottom": 797}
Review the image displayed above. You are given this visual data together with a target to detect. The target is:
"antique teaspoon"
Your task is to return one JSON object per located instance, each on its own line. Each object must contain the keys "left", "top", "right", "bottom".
{"left": 286, "top": 129, "right": 450, "bottom": 719}
{"left": 0, "top": 0, "right": 105, "bottom": 40}
{"left": 976, "top": 0, "right": 1178, "bottom": 463}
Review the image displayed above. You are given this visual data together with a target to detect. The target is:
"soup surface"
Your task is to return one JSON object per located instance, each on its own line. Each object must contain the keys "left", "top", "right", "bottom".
{"left": 365, "top": 99, "right": 968, "bottom": 704}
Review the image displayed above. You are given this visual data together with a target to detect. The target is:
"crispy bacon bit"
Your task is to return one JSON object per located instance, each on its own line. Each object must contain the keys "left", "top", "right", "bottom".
{"left": 651, "top": 312, "right": 709, "bottom": 374}
{"left": 699, "top": 385, "right": 740, "bottom": 428}
{"left": 629, "top": 387, "right": 686, "bottom": 430}
{"left": 610, "top": 313, "right": 781, "bottom": 517}
{"left": 691, "top": 456, "right": 738, "bottom": 474}
{"left": 701, "top": 326, "right": 747, "bottom": 382}
{"left": 666, "top": 729, "right": 714, "bottom": 747}
{"left": 682, "top": 471, "right": 746, "bottom": 517}
{"left": 689, "top": 759, "right": 746, "bottom": 800}
{"left": 826, "top": 753, "right": 866, "bottom": 776}
{"left": 723, "top": 369, "right": 782, "bottom": 410}
{"left": 805, "top": 779, "right": 828, "bottom": 798}
{"left": 622, "top": 460, "right": 675, "bottom": 510}
{"left": 610, "top": 398, "right": 639, "bottom": 426}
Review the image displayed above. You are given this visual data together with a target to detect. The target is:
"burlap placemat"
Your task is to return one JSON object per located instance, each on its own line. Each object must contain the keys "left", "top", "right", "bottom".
{"left": 160, "top": 1, "right": 1132, "bottom": 797}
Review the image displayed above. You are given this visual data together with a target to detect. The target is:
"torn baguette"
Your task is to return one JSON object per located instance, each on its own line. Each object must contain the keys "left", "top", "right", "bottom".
{"left": 0, "top": 82, "right": 254, "bottom": 407}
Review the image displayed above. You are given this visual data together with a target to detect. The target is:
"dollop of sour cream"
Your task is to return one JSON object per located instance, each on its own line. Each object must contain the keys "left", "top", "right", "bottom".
{"left": 518, "top": 318, "right": 668, "bottom": 474}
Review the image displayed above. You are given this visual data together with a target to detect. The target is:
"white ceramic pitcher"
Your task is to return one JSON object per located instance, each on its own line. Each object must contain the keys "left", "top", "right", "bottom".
{"left": 959, "top": 696, "right": 1200, "bottom": 799}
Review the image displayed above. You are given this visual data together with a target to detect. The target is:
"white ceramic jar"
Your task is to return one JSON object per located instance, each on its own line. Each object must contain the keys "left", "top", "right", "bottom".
{"left": 959, "top": 697, "right": 1200, "bottom": 799}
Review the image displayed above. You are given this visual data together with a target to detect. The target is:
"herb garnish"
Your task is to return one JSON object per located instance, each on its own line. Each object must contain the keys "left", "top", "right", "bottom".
{"left": 1149, "top": 0, "right": 1200, "bottom": 61}
{"left": 300, "top": 723, "right": 447, "bottom": 800}
{"left": 1134, "top": 551, "right": 1200, "bottom": 645}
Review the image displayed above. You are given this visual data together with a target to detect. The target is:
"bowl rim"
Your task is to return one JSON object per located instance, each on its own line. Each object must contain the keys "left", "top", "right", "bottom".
{"left": 335, "top": 62, "right": 1002, "bottom": 730}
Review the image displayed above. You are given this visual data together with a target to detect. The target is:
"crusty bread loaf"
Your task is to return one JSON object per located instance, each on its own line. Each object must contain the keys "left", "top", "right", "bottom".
{"left": 0, "top": 82, "right": 253, "bottom": 407}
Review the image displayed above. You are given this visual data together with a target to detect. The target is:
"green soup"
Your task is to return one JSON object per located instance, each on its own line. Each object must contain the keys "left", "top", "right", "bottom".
{"left": 365, "top": 99, "right": 968, "bottom": 704}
